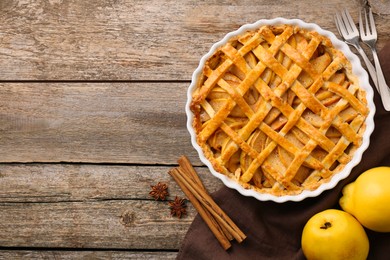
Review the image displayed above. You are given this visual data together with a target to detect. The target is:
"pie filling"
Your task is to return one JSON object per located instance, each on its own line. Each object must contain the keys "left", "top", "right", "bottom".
{"left": 191, "top": 25, "right": 368, "bottom": 196}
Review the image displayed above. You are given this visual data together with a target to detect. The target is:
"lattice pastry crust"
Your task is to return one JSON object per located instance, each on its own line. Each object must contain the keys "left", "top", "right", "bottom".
{"left": 190, "top": 25, "right": 368, "bottom": 196}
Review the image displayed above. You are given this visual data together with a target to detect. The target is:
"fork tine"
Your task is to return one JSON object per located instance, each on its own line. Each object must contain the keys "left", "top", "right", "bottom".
{"left": 344, "top": 9, "right": 355, "bottom": 24}
{"left": 335, "top": 12, "right": 348, "bottom": 37}
{"left": 341, "top": 10, "right": 352, "bottom": 33}
{"left": 364, "top": 8, "right": 370, "bottom": 35}
{"left": 334, "top": 14, "right": 342, "bottom": 36}
{"left": 368, "top": 7, "right": 377, "bottom": 36}
{"left": 359, "top": 9, "right": 365, "bottom": 36}
{"left": 344, "top": 9, "right": 357, "bottom": 34}
{"left": 342, "top": 9, "right": 353, "bottom": 33}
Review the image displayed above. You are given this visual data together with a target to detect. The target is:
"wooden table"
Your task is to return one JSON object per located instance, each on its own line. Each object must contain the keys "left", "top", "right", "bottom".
{"left": 1, "top": 0, "right": 389, "bottom": 259}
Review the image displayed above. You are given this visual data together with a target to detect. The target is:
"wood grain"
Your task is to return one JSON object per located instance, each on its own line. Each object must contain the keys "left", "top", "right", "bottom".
{"left": 370, "top": 0, "right": 390, "bottom": 15}
{"left": 0, "top": 251, "right": 177, "bottom": 260}
{"left": 0, "top": 164, "right": 222, "bottom": 203}
{"left": 0, "top": 0, "right": 388, "bottom": 257}
{"left": 0, "top": 82, "right": 201, "bottom": 164}
{"left": 0, "top": 200, "right": 193, "bottom": 249}
{"left": 0, "top": 0, "right": 388, "bottom": 80}
{"left": 0, "top": 164, "right": 222, "bottom": 249}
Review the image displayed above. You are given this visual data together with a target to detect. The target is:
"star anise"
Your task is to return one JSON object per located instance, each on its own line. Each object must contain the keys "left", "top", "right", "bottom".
{"left": 149, "top": 182, "right": 169, "bottom": 200}
{"left": 168, "top": 196, "right": 187, "bottom": 218}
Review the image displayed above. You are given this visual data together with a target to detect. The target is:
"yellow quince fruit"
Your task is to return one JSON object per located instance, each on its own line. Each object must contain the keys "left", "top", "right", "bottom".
{"left": 301, "top": 209, "right": 369, "bottom": 260}
{"left": 339, "top": 166, "right": 390, "bottom": 232}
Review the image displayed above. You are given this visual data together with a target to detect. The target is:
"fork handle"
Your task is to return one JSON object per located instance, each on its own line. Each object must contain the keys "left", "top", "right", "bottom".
{"left": 372, "top": 48, "right": 390, "bottom": 111}
{"left": 355, "top": 45, "right": 379, "bottom": 91}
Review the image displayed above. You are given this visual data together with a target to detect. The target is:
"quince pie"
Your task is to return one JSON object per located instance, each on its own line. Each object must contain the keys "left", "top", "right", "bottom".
{"left": 190, "top": 24, "right": 369, "bottom": 196}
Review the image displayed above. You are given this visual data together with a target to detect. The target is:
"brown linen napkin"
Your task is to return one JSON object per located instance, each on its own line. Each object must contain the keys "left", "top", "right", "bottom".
{"left": 177, "top": 41, "right": 390, "bottom": 260}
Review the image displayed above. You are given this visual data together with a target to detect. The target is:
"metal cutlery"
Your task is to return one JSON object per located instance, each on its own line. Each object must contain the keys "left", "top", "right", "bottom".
{"left": 335, "top": 9, "right": 379, "bottom": 90}
{"left": 359, "top": 7, "right": 390, "bottom": 111}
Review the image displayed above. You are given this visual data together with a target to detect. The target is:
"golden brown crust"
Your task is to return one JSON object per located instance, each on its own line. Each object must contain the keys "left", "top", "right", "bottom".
{"left": 191, "top": 25, "right": 368, "bottom": 196}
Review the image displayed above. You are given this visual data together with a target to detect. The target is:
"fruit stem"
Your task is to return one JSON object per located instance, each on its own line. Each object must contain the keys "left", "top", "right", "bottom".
{"left": 320, "top": 222, "right": 332, "bottom": 229}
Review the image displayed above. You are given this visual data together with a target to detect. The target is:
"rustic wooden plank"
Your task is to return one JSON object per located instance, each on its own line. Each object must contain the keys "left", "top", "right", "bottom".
{"left": 0, "top": 164, "right": 223, "bottom": 249}
{"left": 0, "top": 163, "right": 227, "bottom": 251}
{"left": 0, "top": 0, "right": 387, "bottom": 80}
{"left": 370, "top": 0, "right": 390, "bottom": 15}
{"left": 0, "top": 164, "right": 222, "bottom": 203}
{"left": 0, "top": 251, "right": 177, "bottom": 260}
{"left": 0, "top": 200, "right": 194, "bottom": 249}
{"left": 0, "top": 82, "right": 204, "bottom": 164}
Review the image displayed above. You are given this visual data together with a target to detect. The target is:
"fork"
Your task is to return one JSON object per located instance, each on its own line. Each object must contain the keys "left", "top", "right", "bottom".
{"left": 335, "top": 9, "right": 379, "bottom": 91}
{"left": 359, "top": 7, "right": 390, "bottom": 111}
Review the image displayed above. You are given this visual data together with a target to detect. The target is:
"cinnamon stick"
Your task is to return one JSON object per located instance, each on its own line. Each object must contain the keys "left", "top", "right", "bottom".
{"left": 173, "top": 169, "right": 245, "bottom": 242}
{"left": 169, "top": 156, "right": 246, "bottom": 250}
{"left": 168, "top": 168, "right": 231, "bottom": 250}
{"left": 177, "top": 157, "right": 233, "bottom": 241}
{"left": 178, "top": 156, "right": 206, "bottom": 190}
{"left": 174, "top": 167, "right": 233, "bottom": 241}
